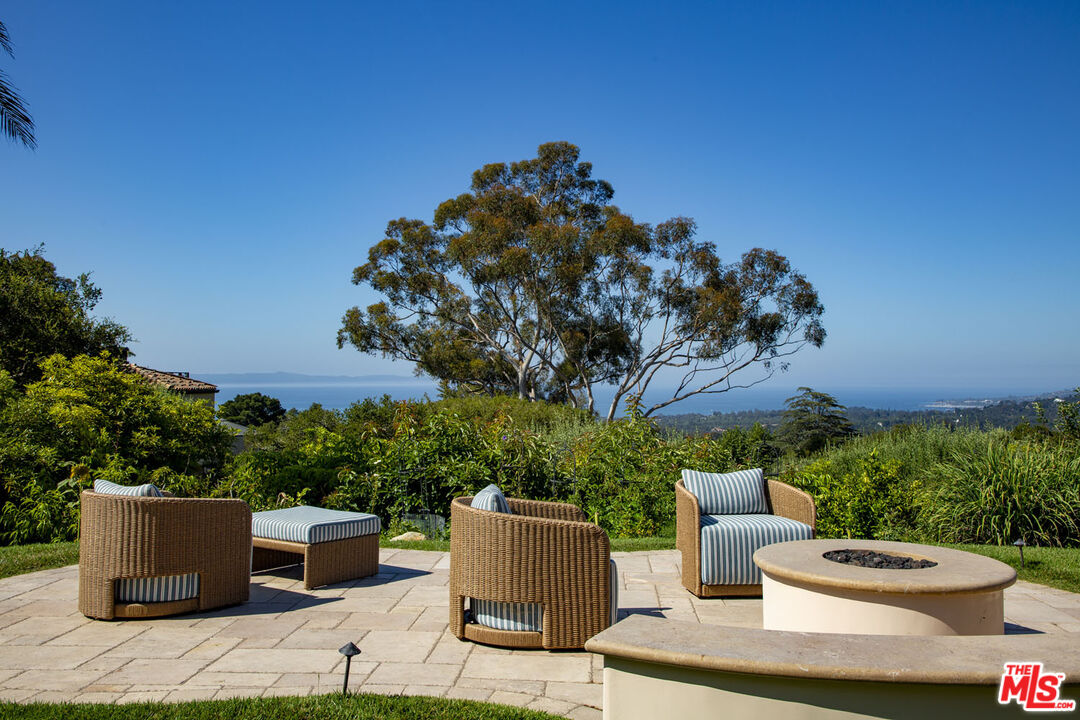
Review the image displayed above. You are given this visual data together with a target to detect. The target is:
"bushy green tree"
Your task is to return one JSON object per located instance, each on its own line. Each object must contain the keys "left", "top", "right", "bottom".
{"left": 218, "top": 392, "right": 286, "bottom": 427}
{"left": 340, "top": 142, "right": 825, "bottom": 421}
{"left": 0, "top": 354, "right": 231, "bottom": 543}
{"left": 0, "top": 247, "right": 131, "bottom": 387}
{"left": 778, "top": 387, "right": 855, "bottom": 455}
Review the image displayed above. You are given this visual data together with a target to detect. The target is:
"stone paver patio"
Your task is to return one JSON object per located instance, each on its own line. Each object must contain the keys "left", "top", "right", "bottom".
{"left": 0, "top": 549, "right": 1078, "bottom": 717}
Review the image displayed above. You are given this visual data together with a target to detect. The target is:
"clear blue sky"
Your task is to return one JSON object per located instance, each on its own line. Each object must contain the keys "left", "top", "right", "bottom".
{"left": 3, "top": 1, "right": 1078, "bottom": 394}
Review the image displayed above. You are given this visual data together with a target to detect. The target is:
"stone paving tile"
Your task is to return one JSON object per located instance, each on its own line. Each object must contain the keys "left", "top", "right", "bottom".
{"left": 47, "top": 622, "right": 147, "bottom": 648}
{"left": 3, "top": 669, "right": 109, "bottom": 692}
{"left": 74, "top": 691, "right": 123, "bottom": 703}
{"left": 445, "top": 686, "right": 493, "bottom": 701}
{"left": 357, "top": 629, "right": 442, "bottom": 662}
{"left": 338, "top": 610, "right": 419, "bottom": 630}
{"left": 276, "top": 627, "right": 365, "bottom": 649}
{"left": 367, "top": 662, "right": 461, "bottom": 686}
{"left": 100, "top": 658, "right": 208, "bottom": 686}
{"left": 529, "top": 697, "right": 578, "bottom": 715}
{"left": 0, "top": 644, "right": 103, "bottom": 670}
{"left": 205, "top": 648, "right": 341, "bottom": 674}
{"left": 105, "top": 626, "right": 218, "bottom": 659}
{"left": 545, "top": 680, "right": 603, "bottom": 708}
{"left": 463, "top": 654, "right": 592, "bottom": 683}
{"left": 362, "top": 683, "right": 405, "bottom": 696}
{"left": 567, "top": 705, "right": 603, "bottom": 719}
{"left": 489, "top": 690, "right": 539, "bottom": 707}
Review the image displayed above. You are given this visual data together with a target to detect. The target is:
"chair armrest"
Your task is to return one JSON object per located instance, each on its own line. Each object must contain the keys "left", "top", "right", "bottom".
{"left": 766, "top": 480, "right": 816, "bottom": 532}
{"left": 675, "top": 480, "right": 702, "bottom": 594}
{"left": 508, "top": 497, "right": 588, "bottom": 522}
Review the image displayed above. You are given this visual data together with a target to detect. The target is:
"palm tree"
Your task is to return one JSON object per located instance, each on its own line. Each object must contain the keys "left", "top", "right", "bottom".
{"left": 0, "top": 19, "right": 35, "bottom": 149}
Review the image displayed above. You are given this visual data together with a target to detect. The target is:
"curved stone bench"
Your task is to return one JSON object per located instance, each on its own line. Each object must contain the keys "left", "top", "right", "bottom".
{"left": 585, "top": 615, "right": 1080, "bottom": 719}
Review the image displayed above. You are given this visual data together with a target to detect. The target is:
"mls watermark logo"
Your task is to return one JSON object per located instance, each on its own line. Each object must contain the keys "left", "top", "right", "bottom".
{"left": 998, "top": 662, "right": 1075, "bottom": 712}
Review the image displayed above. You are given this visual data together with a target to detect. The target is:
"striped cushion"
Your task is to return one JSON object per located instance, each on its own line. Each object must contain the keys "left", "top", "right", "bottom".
{"left": 251, "top": 505, "right": 381, "bottom": 544}
{"left": 471, "top": 559, "right": 620, "bottom": 633}
{"left": 681, "top": 468, "right": 768, "bottom": 515}
{"left": 116, "top": 573, "right": 200, "bottom": 603}
{"left": 700, "top": 514, "right": 813, "bottom": 585}
{"left": 93, "top": 479, "right": 163, "bottom": 497}
{"left": 471, "top": 484, "right": 511, "bottom": 514}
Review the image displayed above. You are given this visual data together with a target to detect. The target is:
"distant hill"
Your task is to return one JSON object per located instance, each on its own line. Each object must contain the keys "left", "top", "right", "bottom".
{"left": 655, "top": 390, "right": 1079, "bottom": 435}
{"left": 197, "top": 371, "right": 431, "bottom": 385}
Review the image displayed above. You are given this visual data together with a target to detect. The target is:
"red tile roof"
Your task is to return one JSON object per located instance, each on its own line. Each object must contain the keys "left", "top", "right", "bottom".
{"left": 124, "top": 364, "right": 218, "bottom": 393}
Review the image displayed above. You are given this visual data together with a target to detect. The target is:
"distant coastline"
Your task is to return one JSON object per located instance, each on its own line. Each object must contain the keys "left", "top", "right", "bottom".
{"left": 196, "top": 372, "right": 1068, "bottom": 417}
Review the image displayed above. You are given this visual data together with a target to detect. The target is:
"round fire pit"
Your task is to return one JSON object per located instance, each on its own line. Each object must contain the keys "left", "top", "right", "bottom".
{"left": 754, "top": 539, "right": 1016, "bottom": 636}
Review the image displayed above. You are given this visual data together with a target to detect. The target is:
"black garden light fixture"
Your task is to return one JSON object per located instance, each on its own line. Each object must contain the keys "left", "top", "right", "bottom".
{"left": 1013, "top": 538, "right": 1027, "bottom": 569}
{"left": 338, "top": 641, "right": 361, "bottom": 695}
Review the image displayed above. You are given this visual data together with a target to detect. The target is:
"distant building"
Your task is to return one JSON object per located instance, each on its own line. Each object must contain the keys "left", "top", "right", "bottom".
{"left": 124, "top": 364, "right": 218, "bottom": 406}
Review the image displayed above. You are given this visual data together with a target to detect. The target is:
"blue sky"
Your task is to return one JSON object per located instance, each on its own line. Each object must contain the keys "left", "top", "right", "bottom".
{"left": 3, "top": 1, "right": 1078, "bottom": 395}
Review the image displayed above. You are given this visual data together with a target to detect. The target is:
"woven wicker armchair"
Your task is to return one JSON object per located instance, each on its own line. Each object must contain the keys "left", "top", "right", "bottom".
{"left": 676, "top": 478, "right": 816, "bottom": 598}
{"left": 450, "top": 496, "right": 612, "bottom": 650}
{"left": 78, "top": 490, "right": 252, "bottom": 620}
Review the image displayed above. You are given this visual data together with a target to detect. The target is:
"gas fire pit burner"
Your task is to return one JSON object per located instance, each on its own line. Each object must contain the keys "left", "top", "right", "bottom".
{"left": 823, "top": 548, "right": 938, "bottom": 570}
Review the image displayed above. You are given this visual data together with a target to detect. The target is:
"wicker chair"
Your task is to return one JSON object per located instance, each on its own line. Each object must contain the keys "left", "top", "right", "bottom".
{"left": 676, "top": 478, "right": 816, "bottom": 598}
{"left": 78, "top": 490, "right": 252, "bottom": 619}
{"left": 449, "top": 496, "right": 612, "bottom": 650}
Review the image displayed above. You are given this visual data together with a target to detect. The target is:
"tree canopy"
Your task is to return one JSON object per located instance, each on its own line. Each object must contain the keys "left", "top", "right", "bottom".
{"left": 0, "top": 247, "right": 131, "bottom": 387}
{"left": 0, "top": 20, "right": 35, "bottom": 149}
{"left": 218, "top": 392, "right": 286, "bottom": 427}
{"left": 0, "top": 354, "right": 231, "bottom": 543}
{"left": 339, "top": 142, "right": 825, "bottom": 420}
{"left": 778, "top": 387, "right": 855, "bottom": 455}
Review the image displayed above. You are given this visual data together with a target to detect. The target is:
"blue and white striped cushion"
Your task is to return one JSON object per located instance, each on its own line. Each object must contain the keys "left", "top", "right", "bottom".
{"left": 471, "top": 599, "right": 543, "bottom": 632}
{"left": 471, "top": 559, "right": 620, "bottom": 633}
{"left": 93, "top": 479, "right": 163, "bottom": 497}
{"left": 682, "top": 468, "right": 768, "bottom": 515}
{"left": 116, "top": 573, "right": 200, "bottom": 603}
{"left": 471, "top": 484, "right": 511, "bottom": 514}
{"left": 700, "top": 514, "right": 813, "bottom": 585}
{"left": 251, "top": 505, "right": 381, "bottom": 544}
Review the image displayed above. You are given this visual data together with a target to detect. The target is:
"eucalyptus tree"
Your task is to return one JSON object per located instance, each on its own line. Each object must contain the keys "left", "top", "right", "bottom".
{"left": 339, "top": 142, "right": 825, "bottom": 420}
{"left": 0, "top": 20, "right": 35, "bottom": 149}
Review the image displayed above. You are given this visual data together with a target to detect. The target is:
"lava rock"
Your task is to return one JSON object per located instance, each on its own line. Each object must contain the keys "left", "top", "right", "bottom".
{"left": 823, "top": 549, "right": 937, "bottom": 570}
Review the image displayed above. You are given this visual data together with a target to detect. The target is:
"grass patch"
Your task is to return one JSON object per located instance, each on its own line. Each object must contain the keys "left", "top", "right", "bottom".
{"left": 1, "top": 693, "right": 558, "bottom": 719}
{"left": 0, "top": 541, "right": 78, "bottom": 579}
{"left": 945, "top": 543, "right": 1080, "bottom": 594}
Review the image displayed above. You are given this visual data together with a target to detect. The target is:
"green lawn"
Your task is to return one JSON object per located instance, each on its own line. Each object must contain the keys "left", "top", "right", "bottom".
{"left": 0, "top": 541, "right": 79, "bottom": 579}
{"left": 4, "top": 537, "right": 1078, "bottom": 594}
{"left": 1, "top": 694, "right": 557, "bottom": 719}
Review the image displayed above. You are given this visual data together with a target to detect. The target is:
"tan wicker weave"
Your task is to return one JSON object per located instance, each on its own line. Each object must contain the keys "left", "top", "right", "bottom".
{"left": 676, "top": 478, "right": 816, "bottom": 598}
{"left": 449, "top": 496, "right": 612, "bottom": 650}
{"left": 251, "top": 533, "right": 379, "bottom": 590}
{"left": 78, "top": 490, "right": 252, "bottom": 620}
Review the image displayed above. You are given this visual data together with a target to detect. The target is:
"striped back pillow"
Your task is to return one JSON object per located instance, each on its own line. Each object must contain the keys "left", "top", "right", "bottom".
{"left": 471, "top": 484, "right": 511, "bottom": 514}
{"left": 93, "top": 479, "right": 164, "bottom": 497}
{"left": 681, "top": 468, "right": 768, "bottom": 515}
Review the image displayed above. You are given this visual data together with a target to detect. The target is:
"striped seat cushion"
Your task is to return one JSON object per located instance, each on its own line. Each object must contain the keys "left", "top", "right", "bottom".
{"left": 470, "top": 559, "right": 619, "bottom": 632}
{"left": 251, "top": 505, "right": 381, "bottom": 544}
{"left": 700, "top": 514, "right": 813, "bottom": 585}
{"left": 681, "top": 468, "right": 768, "bottom": 515}
{"left": 116, "top": 573, "right": 200, "bottom": 603}
{"left": 471, "top": 484, "right": 511, "bottom": 513}
{"left": 93, "top": 479, "right": 163, "bottom": 497}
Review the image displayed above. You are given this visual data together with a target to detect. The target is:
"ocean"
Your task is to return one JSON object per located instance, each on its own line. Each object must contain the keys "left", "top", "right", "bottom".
{"left": 209, "top": 381, "right": 1046, "bottom": 415}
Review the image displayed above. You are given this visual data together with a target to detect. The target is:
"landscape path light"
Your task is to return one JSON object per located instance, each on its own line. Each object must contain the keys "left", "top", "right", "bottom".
{"left": 338, "top": 641, "right": 361, "bottom": 695}
{"left": 1013, "top": 538, "right": 1027, "bottom": 569}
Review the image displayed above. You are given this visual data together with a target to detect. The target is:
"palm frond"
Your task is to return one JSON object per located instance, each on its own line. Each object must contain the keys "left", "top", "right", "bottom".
{"left": 0, "top": 69, "right": 36, "bottom": 148}
{"left": 0, "top": 20, "right": 13, "bottom": 57}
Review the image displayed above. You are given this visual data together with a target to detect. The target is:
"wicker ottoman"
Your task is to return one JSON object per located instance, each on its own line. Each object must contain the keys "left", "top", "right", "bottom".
{"left": 251, "top": 506, "right": 381, "bottom": 590}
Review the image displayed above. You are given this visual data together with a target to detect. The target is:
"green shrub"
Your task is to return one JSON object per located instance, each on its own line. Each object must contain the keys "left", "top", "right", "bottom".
{"left": 789, "top": 450, "right": 916, "bottom": 540}
{"left": 0, "top": 354, "right": 232, "bottom": 543}
{"left": 918, "top": 441, "right": 1080, "bottom": 546}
